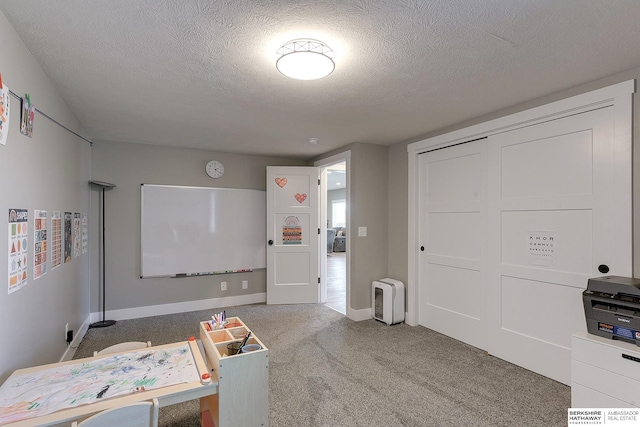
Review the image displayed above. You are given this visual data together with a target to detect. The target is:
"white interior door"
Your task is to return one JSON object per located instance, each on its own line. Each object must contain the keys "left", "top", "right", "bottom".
{"left": 418, "top": 140, "right": 487, "bottom": 349}
{"left": 266, "top": 166, "right": 320, "bottom": 304}
{"left": 486, "top": 106, "right": 632, "bottom": 385}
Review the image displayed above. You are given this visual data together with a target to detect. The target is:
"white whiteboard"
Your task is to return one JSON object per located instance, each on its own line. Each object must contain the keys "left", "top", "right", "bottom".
{"left": 140, "top": 184, "right": 266, "bottom": 278}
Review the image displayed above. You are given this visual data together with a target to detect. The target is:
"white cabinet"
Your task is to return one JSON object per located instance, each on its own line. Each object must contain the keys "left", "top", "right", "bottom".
{"left": 572, "top": 331, "right": 640, "bottom": 407}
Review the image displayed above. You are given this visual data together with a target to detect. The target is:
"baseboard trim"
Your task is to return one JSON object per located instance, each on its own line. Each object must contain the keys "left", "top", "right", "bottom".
{"left": 60, "top": 315, "right": 91, "bottom": 362}
{"left": 90, "top": 293, "right": 267, "bottom": 323}
{"left": 348, "top": 307, "right": 372, "bottom": 322}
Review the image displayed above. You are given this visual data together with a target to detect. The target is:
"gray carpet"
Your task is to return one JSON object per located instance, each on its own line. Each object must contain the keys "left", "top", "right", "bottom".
{"left": 74, "top": 304, "right": 570, "bottom": 426}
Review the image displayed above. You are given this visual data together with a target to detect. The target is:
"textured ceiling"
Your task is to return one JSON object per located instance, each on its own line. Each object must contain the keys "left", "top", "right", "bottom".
{"left": 2, "top": 0, "right": 640, "bottom": 159}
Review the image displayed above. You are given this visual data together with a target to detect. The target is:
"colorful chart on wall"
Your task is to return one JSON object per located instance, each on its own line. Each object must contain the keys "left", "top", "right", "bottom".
{"left": 7, "top": 209, "right": 28, "bottom": 294}
{"left": 33, "top": 210, "right": 48, "bottom": 280}
{"left": 73, "top": 212, "right": 81, "bottom": 258}
{"left": 0, "top": 343, "right": 199, "bottom": 424}
{"left": 82, "top": 214, "right": 88, "bottom": 254}
{"left": 64, "top": 212, "right": 72, "bottom": 263}
{"left": 282, "top": 216, "right": 302, "bottom": 245}
{"left": 0, "top": 75, "right": 10, "bottom": 146}
{"left": 51, "top": 211, "right": 62, "bottom": 269}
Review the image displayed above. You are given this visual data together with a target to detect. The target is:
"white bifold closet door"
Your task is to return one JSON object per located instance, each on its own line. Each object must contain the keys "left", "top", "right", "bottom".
{"left": 418, "top": 105, "right": 630, "bottom": 385}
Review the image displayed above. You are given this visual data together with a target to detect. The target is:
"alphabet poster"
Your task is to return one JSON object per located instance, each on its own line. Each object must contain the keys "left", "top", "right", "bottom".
{"left": 51, "top": 211, "right": 61, "bottom": 269}
{"left": 33, "top": 210, "right": 47, "bottom": 280}
{"left": 8, "top": 209, "right": 28, "bottom": 294}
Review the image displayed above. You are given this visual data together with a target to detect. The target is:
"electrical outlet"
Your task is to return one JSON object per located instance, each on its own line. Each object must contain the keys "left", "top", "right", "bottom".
{"left": 242, "top": 280, "right": 248, "bottom": 289}
{"left": 65, "top": 323, "right": 69, "bottom": 341}
{"left": 221, "top": 281, "right": 227, "bottom": 291}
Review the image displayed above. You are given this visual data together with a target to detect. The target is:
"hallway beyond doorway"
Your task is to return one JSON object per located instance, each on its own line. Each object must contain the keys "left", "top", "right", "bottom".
{"left": 325, "top": 252, "right": 346, "bottom": 314}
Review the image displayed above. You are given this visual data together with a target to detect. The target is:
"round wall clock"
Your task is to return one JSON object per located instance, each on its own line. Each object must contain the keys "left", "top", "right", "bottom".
{"left": 206, "top": 160, "right": 225, "bottom": 178}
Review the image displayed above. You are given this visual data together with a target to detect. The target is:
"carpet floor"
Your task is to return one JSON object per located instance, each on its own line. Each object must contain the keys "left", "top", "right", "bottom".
{"left": 74, "top": 303, "right": 570, "bottom": 426}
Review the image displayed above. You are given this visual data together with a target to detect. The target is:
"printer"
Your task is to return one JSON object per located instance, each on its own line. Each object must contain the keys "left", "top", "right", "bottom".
{"left": 583, "top": 276, "right": 640, "bottom": 346}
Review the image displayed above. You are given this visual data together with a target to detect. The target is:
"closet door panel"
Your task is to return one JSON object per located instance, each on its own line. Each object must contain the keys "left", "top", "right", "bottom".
{"left": 487, "top": 107, "right": 629, "bottom": 385}
{"left": 418, "top": 140, "right": 487, "bottom": 350}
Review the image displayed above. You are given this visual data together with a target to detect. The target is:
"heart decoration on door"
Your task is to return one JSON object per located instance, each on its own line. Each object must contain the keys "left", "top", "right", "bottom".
{"left": 294, "top": 193, "right": 307, "bottom": 204}
{"left": 275, "top": 177, "right": 288, "bottom": 188}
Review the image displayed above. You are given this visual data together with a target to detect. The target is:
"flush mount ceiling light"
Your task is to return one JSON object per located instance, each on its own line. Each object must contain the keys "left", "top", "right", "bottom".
{"left": 276, "top": 39, "right": 335, "bottom": 80}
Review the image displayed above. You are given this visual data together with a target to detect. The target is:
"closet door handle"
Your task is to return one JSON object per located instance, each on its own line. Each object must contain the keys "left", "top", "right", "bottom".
{"left": 598, "top": 264, "right": 609, "bottom": 274}
{"left": 268, "top": 240, "right": 274, "bottom": 246}
{"left": 420, "top": 246, "right": 425, "bottom": 251}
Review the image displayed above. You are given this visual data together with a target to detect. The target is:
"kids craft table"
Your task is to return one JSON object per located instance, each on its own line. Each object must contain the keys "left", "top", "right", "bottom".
{"left": 0, "top": 339, "right": 217, "bottom": 427}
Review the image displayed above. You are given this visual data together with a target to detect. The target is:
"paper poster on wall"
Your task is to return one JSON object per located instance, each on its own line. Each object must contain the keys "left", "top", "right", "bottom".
{"left": 8, "top": 209, "right": 28, "bottom": 294}
{"left": 282, "top": 215, "right": 302, "bottom": 244}
{"left": 33, "top": 210, "right": 48, "bottom": 280}
{"left": 20, "top": 94, "right": 34, "bottom": 138}
{"left": 81, "top": 214, "right": 88, "bottom": 254}
{"left": 73, "top": 213, "right": 81, "bottom": 258}
{"left": 0, "top": 75, "right": 10, "bottom": 146}
{"left": 64, "top": 212, "right": 72, "bottom": 263}
{"left": 528, "top": 230, "right": 556, "bottom": 267}
{"left": 51, "top": 211, "right": 61, "bottom": 269}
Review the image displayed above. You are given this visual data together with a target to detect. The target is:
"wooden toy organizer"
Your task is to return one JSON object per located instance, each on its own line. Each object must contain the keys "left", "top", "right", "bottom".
{"left": 199, "top": 317, "right": 269, "bottom": 427}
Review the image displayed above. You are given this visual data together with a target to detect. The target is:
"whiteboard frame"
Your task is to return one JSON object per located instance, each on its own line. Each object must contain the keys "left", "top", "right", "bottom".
{"left": 140, "top": 184, "right": 266, "bottom": 278}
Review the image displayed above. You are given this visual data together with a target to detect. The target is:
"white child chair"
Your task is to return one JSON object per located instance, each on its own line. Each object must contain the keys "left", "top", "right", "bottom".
{"left": 71, "top": 397, "right": 159, "bottom": 427}
{"left": 93, "top": 341, "right": 152, "bottom": 356}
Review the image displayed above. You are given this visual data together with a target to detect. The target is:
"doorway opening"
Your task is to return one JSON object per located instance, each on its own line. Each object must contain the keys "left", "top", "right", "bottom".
{"left": 324, "top": 161, "right": 347, "bottom": 314}
{"left": 315, "top": 151, "right": 350, "bottom": 316}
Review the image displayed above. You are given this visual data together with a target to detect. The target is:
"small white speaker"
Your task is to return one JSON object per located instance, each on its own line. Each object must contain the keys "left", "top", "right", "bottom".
{"left": 372, "top": 278, "right": 405, "bottom": 325}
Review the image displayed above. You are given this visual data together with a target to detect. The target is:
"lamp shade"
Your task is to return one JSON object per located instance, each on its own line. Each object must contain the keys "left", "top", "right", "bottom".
{"left": 276, "top": 39, "right": 335, "bottom": 80}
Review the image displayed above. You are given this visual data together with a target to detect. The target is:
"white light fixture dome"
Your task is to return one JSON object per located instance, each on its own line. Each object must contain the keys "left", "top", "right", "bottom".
{"left": 276, "top": 39, "right": 335, "bottom": 80}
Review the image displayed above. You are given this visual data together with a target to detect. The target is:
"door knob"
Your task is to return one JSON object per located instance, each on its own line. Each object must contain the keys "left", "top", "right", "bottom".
{"left": 420, "top": 246, "right": 425, "bottom": 251}
{"left": 268, "top": 240, "right": 274, "bottom": 246}
{"left": 598, "top": 264, "right": 609, "bottom": 274}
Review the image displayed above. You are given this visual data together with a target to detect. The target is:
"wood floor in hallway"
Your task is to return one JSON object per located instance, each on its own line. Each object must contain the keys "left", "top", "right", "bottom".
{"left": 325, "top": 252, "right": 346, "bottom": 314}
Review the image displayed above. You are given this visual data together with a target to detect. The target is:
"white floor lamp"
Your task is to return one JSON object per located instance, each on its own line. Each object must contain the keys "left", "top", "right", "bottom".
{"left": 89, "top": 180, "right": 116, "bottom": 328}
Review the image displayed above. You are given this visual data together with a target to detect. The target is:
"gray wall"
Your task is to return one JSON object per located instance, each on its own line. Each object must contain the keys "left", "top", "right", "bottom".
{"left": 0, "top": 10, "right": 91, "bottom": 382}
{"left": 89, "top": 140, "right": 305, "bottom": 312}
{"left": 386, "top": 68, "right": 640, "bottom": 287}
